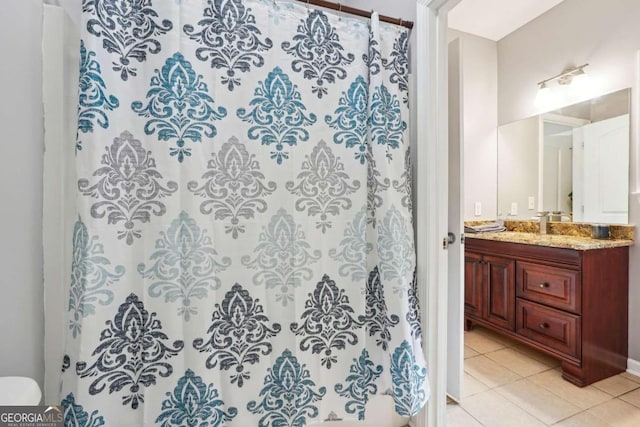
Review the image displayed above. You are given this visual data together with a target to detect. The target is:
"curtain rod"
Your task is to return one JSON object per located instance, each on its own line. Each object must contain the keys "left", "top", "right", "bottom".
{"left": 290, "top": 0, "right": 414, "bottom": 29}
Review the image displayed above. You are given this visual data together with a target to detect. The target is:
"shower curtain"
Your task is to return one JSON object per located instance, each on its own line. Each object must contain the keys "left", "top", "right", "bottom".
{"left": 59, "top": 0, "right": 427, "bottom": 425}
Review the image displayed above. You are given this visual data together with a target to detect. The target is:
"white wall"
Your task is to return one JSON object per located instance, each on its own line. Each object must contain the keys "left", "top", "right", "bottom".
{"left": 0, "top": 0, "right": 44, "bottom": 386}
{"left": 497, "top": 0, "right": 640, "bottom": 363}
{"left": 448, "top": 30, "right": 498, "bottom": 221}
{"left": 498, "top": 0, "right": 639, "bottom": 125}
{"left": 346, "top": 0, "right": 415, "bottom": 21}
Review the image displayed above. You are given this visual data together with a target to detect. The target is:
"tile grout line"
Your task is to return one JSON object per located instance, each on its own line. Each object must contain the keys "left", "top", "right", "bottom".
{"left": 491, "top": 380, "right": 580, "bottom": 426}
{"left": 459, "top": 329, "right": 640, "bottom": 426}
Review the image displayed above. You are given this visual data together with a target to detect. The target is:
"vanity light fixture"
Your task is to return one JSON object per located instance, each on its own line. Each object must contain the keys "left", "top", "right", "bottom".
{"left": 535, "top": 63, "right": 590, "bottom": 106}
{"left": 538, "top": 63, "right": 589, "bottom": 87}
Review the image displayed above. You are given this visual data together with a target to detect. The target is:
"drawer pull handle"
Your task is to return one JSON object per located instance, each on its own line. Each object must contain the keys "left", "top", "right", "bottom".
{"left": 539, "top": 283, "right": 549, "bottom": 289}
{"left": 539, "top": 323, "right": 549, "bottom": 330}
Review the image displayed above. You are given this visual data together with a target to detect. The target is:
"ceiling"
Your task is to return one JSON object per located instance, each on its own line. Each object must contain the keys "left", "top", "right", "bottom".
{"left": 448, "top": 0, "right": 565, "bottom": 41}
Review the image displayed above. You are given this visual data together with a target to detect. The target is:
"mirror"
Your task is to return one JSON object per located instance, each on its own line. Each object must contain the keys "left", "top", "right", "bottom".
{"left": 497, "top": 88, "right": 630, "bottom": 224}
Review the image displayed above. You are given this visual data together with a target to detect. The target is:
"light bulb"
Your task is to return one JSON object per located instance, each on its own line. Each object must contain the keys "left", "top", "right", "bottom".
{"left": 569, "top": 70, "right": 592, "bottom": 98}
{"left": 535, "top": 83, "right": 553, "bottom": 108}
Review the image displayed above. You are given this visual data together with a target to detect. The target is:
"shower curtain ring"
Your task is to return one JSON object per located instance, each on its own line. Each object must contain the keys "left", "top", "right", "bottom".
{"left": 338, "top": 3, "right": 342, "bottom": 21}
{"left": 306, "top": 0, "right": 310, "bottom": 13}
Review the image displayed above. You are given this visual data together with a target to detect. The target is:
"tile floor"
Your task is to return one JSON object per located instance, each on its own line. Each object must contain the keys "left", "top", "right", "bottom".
{"left": 447, "top": 326, "right": 640, "bottom": 426}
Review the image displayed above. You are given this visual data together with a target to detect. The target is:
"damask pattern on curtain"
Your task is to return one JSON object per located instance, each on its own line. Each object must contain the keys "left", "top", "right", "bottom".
{"left": 59, "top": 0, "right": 428, "bottom": 425}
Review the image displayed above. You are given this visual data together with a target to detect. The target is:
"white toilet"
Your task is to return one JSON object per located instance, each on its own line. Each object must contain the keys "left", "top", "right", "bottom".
{"left": 0, "top": 377, "right": 42, "bottom": 405}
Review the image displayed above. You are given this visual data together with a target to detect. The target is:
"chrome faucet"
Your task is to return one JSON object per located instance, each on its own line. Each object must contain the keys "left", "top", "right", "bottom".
{"left": 549, "top": 211, "right": 572, "bottom": 222}
{"left": 537, "top": 211, "right": 549, "bottom": 235}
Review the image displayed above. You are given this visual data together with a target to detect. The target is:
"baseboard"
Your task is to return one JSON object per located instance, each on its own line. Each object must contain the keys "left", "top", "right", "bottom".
{"left": 628, "top": 358, "right": 640, "bottom": 377}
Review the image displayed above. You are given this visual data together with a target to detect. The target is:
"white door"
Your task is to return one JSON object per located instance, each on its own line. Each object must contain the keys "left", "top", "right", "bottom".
{"left": 446, "top": 38, "right": 464, "bottom": 402}
{"left": 572, "top": 127, "right": 585, "bottom": 222}
{"left": 582, "top": 114, "right": 629, "bottom": 223}
{"left": 542, "top": 132, "right": 573, "bottom": 213}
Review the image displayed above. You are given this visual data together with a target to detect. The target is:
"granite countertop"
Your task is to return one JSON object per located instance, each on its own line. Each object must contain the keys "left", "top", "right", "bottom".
{"left": 465, "top": 231, "right": 634, "bottom": 250}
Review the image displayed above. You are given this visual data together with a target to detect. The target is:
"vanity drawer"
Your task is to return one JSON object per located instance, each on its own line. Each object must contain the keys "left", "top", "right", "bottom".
{"left": 516, "top": 299, "right": 580, "bottom": 358}
{"left": 516, "top": 261, "right": 581, "bottom": 313}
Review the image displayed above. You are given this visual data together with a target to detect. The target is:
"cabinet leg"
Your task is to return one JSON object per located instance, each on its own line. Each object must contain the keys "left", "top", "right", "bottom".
{"left": 464, "top": 318, "right": 473, "bottom": 331}
{"left": 561, "top": 361, "right": 587, "bottom": 387}
{"left": 561, "top": 360, "right": 626, "bottom": 387}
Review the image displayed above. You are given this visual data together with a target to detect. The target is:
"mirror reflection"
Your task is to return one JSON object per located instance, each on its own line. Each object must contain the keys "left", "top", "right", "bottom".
{"left": 497, "top": 89, "right": 630, "bottom": 224}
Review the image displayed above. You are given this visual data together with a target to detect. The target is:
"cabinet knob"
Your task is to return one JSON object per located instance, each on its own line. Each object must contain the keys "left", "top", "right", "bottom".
{"left": 539, "top": 323, "right": 549, "bottom": 330}
{"left": 539, "top": 282, "right": 549, "bottom": 289}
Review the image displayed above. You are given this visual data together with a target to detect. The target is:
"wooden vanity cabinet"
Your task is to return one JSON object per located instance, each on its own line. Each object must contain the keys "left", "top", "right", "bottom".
{"left": 464, "top": 238, "right": 629, "bottom": 387}
{"left": 464, "top": 252, "right": 515, "bottom": 331}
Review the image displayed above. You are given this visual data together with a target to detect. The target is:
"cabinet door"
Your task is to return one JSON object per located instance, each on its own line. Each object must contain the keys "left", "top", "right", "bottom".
{"left": 464, "top": 251, "right": 483, "bottom": 319}
{"left": 484, "top": 255, "right": 516, "bottom": 330}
